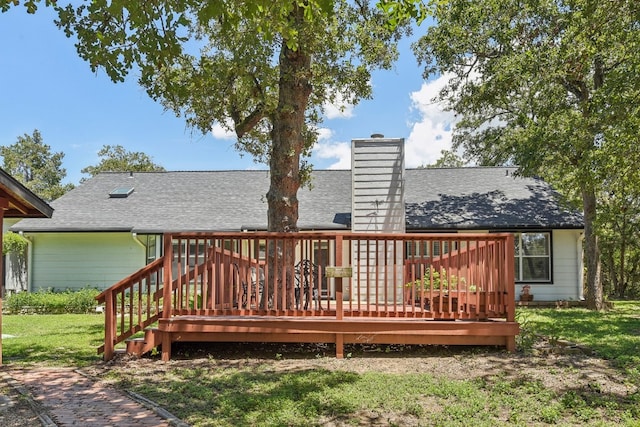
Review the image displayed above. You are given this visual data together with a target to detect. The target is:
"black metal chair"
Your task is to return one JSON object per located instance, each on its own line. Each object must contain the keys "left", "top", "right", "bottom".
{"left": 295, "top": 259, "right": 321, "bottom": 310}
{"left": 233, "top": 264, "right": 264, "bottom": 308}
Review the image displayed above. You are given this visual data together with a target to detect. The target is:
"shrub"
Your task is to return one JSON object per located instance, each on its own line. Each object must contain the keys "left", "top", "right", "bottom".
{"left": 4, "top": 287, "right": 101, "bottom": 314}
{"left": 404, "top": 266, "right": 466, "bottom": 291}
{"left": 2, "top": 231, "right": 28, "bottom": 255}
{"left": 65, "top": 287, "right": 102, "bottom": 313}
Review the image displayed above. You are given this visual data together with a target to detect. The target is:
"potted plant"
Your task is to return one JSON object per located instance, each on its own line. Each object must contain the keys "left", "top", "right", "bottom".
{"left": 519, "top": 284, "right": 534, "bottom": 302}
{"left": 404, "top": 266, "right": 464, "bottom": 310}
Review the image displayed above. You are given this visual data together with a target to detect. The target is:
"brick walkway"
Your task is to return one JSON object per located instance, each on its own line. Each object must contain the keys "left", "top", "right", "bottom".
{"left": 5, "top": 368, "right": 182, "bottom": 427}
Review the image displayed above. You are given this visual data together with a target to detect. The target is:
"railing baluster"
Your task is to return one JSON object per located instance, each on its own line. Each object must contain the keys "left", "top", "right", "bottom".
{"left": 97, "top": 231, "right": 517, "bottom": 360}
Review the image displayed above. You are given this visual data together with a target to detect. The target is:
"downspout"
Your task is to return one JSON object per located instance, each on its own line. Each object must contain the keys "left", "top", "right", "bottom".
{"left": 132, "top": 232, "right": 147, "bottom": 264}
{"left": 18, "top": 232, "right": 33, "bottom": 292}
{"left": 577, "top": 231, "right": 585, "bottom": 301}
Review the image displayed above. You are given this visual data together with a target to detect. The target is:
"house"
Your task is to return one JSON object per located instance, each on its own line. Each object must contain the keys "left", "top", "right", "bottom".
{"left": 0, "top": 167, "right": 53, "bottom": 365}
{"left": 10, "top": 162, "right": 584, "bottom": 302}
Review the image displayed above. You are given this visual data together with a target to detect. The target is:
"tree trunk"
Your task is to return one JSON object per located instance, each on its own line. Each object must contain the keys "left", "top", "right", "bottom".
{"left": 605, "top": 248, "right": 618, "bottom": 297}
{"left": 267, "top": 39, "right": 311, "bottom": 233}
{"left": 582, "top": 187, "right": 603, "bottom": 310}
{"left": 617, "top": 239, "right": 627, "bottom": 298}
{"left": 262, "top": 19, "right": 312, "bottom": 309}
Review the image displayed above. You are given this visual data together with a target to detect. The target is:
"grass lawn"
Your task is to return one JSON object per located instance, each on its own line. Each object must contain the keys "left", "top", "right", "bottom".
{"left": 520, "top": 300, "right": 640, "bottom": 379}
{"left": 2, "top": 313, "right": 104, "bottom": 367}
{"left": 1, "top": 302, "right": 639, "bottom": 426}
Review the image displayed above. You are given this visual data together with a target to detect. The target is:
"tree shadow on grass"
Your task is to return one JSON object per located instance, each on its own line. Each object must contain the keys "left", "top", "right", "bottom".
{"left": 2, "top": 321, "right": 103, "bottom": 367}
{"left": 115, "top": 363, "right": 363, "bottom": 426}
{"left": 169, "top": 341, "right": 505, "bottom": 361}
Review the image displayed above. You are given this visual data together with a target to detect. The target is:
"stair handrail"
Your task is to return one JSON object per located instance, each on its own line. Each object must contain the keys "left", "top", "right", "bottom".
{"left": 98, "top": 257, "right": 166, "bottom": 359}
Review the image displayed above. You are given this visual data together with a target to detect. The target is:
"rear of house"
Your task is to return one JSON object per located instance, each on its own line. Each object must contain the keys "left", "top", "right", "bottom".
{"left": 10, "top": 138, "right": 584, "bottom": 303}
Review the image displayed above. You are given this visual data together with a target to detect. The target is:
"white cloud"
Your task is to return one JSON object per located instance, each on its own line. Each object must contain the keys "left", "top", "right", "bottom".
{"left": 324, "top": 93, "right": 355, "bottom": 120}
{"left": 316, "top": 127, "right": 334, "bottom": 141}
{"left": 313, "top": 139, "right": 351, "bottom": 169}
{"left": 211, "top": 121, "right": 236, "bottom": 140}
{"left": 405, "top": 74, "right": 460, "bottom": 168}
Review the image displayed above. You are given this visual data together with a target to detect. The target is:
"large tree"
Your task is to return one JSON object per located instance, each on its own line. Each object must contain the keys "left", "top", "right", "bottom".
{"left": 597, "top": 120, "right": 640, "bottom": 298}
{"left": 413, "top": 0, "right": 640, "bottom": 310}
{"left": 0, "top": 130, "right": 74, "bottom": 201}
{"left": 48, "top": 1, "right": 408, "bottom": 234}
{"left": 7, "top": 0, "right": 410, "bottom": 309}
{"left": 81, "top": 144, "right": 165, "bottom": 181}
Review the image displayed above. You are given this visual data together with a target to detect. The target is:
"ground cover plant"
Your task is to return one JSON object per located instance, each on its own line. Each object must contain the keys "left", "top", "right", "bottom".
{"left": 520, "top": 301, "right": 640, "bottom": 381}
{"left": 3, "top": 287, "right": 100, "bottom": 314}
{"left": 2, "top": 301, "right": 639, "bottom": 426}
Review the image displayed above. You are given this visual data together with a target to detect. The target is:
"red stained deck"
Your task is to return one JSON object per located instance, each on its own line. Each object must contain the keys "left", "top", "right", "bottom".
{"left": 96, "top": 232, "right": 519, "bottom": 361}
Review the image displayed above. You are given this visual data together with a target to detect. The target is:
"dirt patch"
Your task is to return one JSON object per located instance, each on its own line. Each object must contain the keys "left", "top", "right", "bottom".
{"left": 3, "top": 341, "right": 637, "bottom": 426}
{"left": 0, "top": 379, "right": 41, "bottom": 427}
{"left": 87, "top": 341, "right": 636, "bottom": 399}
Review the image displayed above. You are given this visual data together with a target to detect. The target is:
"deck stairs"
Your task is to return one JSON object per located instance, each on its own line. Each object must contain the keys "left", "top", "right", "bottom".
{"left": 97, "top": 232, "right": 519, "bottom": 361}
{"left": 125, "top": 328, "right": 162, "bottom": 356}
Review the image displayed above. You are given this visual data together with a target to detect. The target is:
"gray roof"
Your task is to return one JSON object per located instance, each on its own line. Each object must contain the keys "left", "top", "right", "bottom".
{"left": 0, "top": 168, "right": 53, "bottom": 218}
{"left": 404, "top": 168, "right": 583, "bottom": 230}
{"left": 11, "top": 168, "right": 583, "bottom": 233}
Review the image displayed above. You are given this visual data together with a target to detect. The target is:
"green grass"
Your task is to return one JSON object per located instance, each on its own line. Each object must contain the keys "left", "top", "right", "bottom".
{"left": 105, "top": 358, "right": 639, "bottom": 427}
{"left": 2, "top": 313, "right": 104, "bottom": 367}
{"left": 521, "top": 300, "right": 640, "bottom": 378}
{"left": 2, "top": 302, "right": 640, "bottom": 425}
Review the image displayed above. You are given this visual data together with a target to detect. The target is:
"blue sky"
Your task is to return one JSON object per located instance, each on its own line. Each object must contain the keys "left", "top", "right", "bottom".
{"left": 0, "top": 6, "right": 456, "bottom": 186}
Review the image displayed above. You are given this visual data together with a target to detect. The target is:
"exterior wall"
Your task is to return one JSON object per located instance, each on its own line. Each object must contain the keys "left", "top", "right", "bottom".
{"left": 351, "top": 137, "right": 405, "bottom": 302}
{"left": 25, "top": 232, "right": 146, "bottom": 291}
{"left": 3, "top": 218, "right": 27, "bottom": 293}
{"left": 448, "top": 229, "right": 583, "bottom": 302}
{"left": 351, "top": 138, "right": 405, "bottom": 233}
{"left": 516, "top": 229, "right": 583, "bottom": 302}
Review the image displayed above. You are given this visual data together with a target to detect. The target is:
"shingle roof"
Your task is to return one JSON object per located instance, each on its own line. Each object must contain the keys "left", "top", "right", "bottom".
{"left": 0, "top": 168, "right": 53, "bottom": 218}
{"left": 404, "top": 168, "right": 583, "bottom": 230}
{"left": 11, "top": 167, "right": 583, "bottom": 233}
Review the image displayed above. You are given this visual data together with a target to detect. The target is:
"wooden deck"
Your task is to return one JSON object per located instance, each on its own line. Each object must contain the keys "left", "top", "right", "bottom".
{"left": 96, "top": 232, "right": 519, "bottom": 361}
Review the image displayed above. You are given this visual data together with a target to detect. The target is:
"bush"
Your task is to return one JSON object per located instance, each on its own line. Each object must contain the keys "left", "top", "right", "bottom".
{"left": 4, "top": 287, "right": 101, "bottom": 314}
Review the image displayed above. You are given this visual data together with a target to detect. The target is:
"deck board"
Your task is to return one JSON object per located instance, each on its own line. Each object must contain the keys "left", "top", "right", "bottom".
{"left": 155, "top": 313, "right": 519, "bottom": 361}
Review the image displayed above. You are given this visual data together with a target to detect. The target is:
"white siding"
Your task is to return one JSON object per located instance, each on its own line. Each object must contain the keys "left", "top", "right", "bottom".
{"left": 351, "top": 138, "right": 405, "bottom": 302}
{"left": 516, "top": 229, "right": 583, "bottom": 301}
{"left": 3, "top": 218, "right": 27, "bottom": 293}
{"left": 446, "top": 229, "right": 583, "bottom": 302}
{"left": 351, "top": 139, "right": 405, "bottom": 233}
{"left": 26, "top": 232, "right": 145, "bottom": 291}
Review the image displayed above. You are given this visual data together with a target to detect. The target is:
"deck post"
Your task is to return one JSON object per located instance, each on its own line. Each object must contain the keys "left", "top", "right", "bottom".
{"left": 104, "top": 291, "right": 115, "bottom": 361}
{"left": 335, "top": 235, "right": 344, "bottom": 321}
{"left": 335, "top": 235, "right": 344, "bottom": 358}
{"left": 162, "top": 233, "right": 173, "bottom": 319}
{"left": 505, "top": 233, "right": 517, "bottom": 352}
{"left": 335, "top": 333, "right": 344, "bottom": 359}
{"left": 161, "top": 331, "right": 171, "bottom": 362}
{"left": 505, "top": 234, "right": 516, "bottom": 323}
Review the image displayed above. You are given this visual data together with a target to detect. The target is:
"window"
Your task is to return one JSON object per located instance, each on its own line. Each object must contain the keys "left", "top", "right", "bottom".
{"left": 405, "top": 240, "right": 456, "bottom": 259}
{"left": 514, "top": 232, "right": 551, "bottom": 282}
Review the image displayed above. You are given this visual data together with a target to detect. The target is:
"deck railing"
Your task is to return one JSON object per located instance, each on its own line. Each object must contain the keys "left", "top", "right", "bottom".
{"left": 97, "top": 232, "right": 515, "bottom": 358}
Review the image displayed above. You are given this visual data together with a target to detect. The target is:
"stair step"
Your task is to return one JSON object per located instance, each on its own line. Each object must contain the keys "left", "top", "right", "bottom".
{"left": 125, "top": 328, "right": 160, "bottom": 357}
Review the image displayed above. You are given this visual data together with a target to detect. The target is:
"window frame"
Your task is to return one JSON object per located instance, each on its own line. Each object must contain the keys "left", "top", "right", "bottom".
{"left": 513, "top": 230, "right": 553, "bottom": 284}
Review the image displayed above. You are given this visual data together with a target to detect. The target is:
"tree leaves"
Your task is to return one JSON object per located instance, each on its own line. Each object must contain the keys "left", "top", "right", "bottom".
{"left": 414, "top": 0, "right": 640, "bottom": 307}
{"left": 80, "top": 145, "right": 165, "bottom": 181}
{"left": 0, "top": 130, "right": 74, "bottom": 201}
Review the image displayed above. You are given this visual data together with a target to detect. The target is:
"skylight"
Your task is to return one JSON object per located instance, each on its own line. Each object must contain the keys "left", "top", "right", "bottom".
{"left": 109, "top": 187, "right": 134, "bottom": 198}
